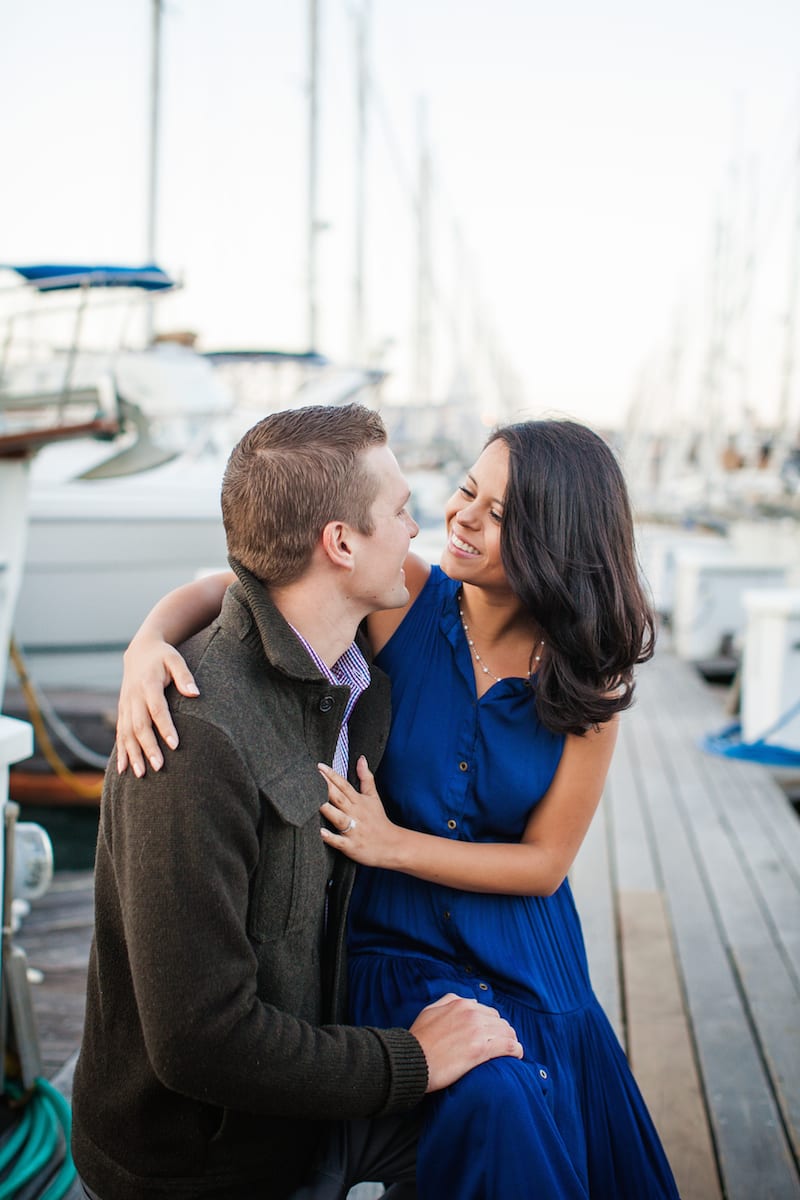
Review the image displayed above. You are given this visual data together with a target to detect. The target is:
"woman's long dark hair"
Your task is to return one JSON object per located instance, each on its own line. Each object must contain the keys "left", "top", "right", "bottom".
{"left": 488, "top": 420, "right": 655, "bottom": 736}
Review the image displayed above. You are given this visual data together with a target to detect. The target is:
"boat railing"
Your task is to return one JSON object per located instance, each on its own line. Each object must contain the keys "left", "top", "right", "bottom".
{"left": 0, "top": 372, "right": 121, "bottom": 458}
{"left": 0, "top": 264, "right": 189, "bottom": 459}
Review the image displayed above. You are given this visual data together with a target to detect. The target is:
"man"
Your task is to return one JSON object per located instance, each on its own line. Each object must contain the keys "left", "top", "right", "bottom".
{"left": 71, "top": 405, "right": 521, "bottom": 1200}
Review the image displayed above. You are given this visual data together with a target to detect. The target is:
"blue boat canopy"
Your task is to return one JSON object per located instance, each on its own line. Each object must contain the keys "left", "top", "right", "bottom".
{"left": 3, "top": 263, "right": 175, "bottom": 292}
{"left": 204, "top": 349, "right": 330, "bottom": 368}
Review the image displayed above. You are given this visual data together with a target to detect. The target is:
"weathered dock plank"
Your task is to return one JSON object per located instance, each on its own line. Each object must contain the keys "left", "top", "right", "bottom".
{"left": 645, "top": 657, "right": 800, "bottom": 1185}
{"left": 572, "top": 669, "right": 723, "bottom": 1200}
{"left": 20, "top": 871, "right": 94, "bottom": 1080}
{"left": 620, "top": 890, "right": 722, "bottom": 1200}
{"left": 572, "top": 645, "right": 800, "bottom": 1199}
{"left": 568, "top": 778, "right": 622, "bottom": 1041}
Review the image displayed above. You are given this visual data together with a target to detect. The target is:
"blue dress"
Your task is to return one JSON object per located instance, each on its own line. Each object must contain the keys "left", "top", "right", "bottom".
{"left": 348, "top": 567, "right": 680, "bottom": 1199}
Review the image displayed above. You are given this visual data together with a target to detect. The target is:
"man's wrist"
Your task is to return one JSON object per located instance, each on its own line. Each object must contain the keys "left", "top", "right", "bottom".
{"left": 374, "top": 1026, "right": 429, "bottom": 1112}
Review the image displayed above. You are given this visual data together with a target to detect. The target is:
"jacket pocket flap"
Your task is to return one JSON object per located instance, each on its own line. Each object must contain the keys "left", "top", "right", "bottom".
{"left": 260, "top": 756, "right": 328, "bottom": 828}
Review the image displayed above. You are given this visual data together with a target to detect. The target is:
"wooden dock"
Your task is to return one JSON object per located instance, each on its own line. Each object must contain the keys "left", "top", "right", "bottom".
{"left": 572, "top": 646, "right": 800, "bottom": 1199}
{"left": 10, "top": 644, "right": 800, "bottom": 1199}
{"left": 8, "top": 873, "right": 93, "bottom": 1200}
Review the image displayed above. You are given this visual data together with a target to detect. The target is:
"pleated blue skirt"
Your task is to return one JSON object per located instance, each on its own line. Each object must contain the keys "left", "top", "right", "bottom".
{"left": 350, "top": 952, "right": 681, "bottom": 1200}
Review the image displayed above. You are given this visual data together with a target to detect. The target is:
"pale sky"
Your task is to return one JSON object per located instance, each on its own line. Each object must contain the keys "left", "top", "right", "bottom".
{"left": 2, "top": 0, "right": 799, "bottom": 430}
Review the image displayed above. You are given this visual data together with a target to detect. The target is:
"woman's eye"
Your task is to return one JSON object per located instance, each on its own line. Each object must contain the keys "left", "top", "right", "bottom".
{"left": 458, "top": 485, "right": 474, "bottom": 498}
{"left": 490, "top": 511, "right": 503, "bottom": 523}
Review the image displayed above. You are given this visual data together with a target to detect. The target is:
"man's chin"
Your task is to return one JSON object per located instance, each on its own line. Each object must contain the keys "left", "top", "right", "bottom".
{"left": 367, "top": 585, "right": 409, "bottom": 615}
{"left": 387, "top": 583, "right": 410, "bottom": 610}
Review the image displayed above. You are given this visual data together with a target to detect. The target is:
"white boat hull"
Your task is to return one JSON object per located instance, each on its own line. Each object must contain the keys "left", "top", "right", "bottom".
{"left": 14, "top": 459, "right": 228, "bottom": 691}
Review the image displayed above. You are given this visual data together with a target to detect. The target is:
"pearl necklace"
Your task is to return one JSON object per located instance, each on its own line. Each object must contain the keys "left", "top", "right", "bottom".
{"left": 458, "top": 591, "right": 544, "bottom": 682}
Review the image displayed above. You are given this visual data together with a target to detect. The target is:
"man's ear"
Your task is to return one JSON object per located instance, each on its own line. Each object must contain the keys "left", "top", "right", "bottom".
{"left": 320, "top": 520, "right": 355, "bottom": 569}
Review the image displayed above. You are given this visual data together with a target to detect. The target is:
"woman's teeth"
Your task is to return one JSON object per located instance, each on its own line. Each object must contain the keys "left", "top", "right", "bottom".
{"left": 451, "top": 533, "right": 479, "bottom": 556}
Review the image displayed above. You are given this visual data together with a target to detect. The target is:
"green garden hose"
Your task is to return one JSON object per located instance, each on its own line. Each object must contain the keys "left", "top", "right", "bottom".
{"left": 0, "top": 1077, "right": 75, "bottom": 1199}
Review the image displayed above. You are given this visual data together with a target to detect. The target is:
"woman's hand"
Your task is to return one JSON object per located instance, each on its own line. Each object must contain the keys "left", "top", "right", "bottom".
{"left": 318, "top": 756, "right": 403, "bottom": 867}
{"left": 116, "top": 635, "right": 199, "bottom": 777}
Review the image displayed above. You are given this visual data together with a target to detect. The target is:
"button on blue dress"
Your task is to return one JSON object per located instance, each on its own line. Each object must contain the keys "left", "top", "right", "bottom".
{"left": 348, "top": 567, "right": 680, "bottom": 1199}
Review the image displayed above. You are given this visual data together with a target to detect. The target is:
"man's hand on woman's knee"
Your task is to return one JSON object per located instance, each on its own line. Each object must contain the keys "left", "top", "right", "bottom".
{"left": 409, "top": 993, "right": 523, "bottom": 1093}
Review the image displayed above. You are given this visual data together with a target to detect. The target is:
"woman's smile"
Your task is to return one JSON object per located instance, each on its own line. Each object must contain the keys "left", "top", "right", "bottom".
{"left": 449, "top": 529, "right": 481, "bottom": 557}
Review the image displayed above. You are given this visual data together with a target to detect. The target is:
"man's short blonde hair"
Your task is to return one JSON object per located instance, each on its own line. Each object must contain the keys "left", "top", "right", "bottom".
{"left": 221, "top": 404, "right": 387, "bottom": 585}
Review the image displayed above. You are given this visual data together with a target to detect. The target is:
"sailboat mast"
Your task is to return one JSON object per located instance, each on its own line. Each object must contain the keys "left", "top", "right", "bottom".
{"left": 351, "top": 0, "right": 370, "bottom": 365}
{"left": 413, "top": 97, "right": 433, "bottom": 403}
{"left": 145, "top": 0, "right": 163, "bottom": 345}
{"left": 307, "top": 0, "right": 321, "bottom": 352}
{"left": 777, "top": 132, "right": 800, "bottom": 447}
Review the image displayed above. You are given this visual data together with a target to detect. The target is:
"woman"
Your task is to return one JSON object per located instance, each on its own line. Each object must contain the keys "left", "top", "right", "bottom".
{"left": 116, "top": 419, "right": 679, "bottom": 1199}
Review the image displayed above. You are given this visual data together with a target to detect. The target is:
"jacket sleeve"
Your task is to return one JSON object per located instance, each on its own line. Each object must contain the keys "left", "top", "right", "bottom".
{"left": 100, "top": 711, "right": 428, "bottom": 1120}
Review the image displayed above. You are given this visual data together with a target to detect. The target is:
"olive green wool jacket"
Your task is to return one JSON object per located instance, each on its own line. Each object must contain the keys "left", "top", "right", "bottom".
{"left": 71, "top": 562, "right": 428, "bottom": 1200}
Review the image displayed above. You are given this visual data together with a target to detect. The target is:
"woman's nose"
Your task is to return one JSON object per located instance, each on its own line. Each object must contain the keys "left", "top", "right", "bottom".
{"left": 455, "top": 502, "right": 479, "bottom": 527}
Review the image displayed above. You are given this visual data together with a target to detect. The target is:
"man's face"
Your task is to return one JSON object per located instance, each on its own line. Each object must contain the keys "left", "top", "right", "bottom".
{"left": 348, "top": 444, "right": 418, "bottom": 612}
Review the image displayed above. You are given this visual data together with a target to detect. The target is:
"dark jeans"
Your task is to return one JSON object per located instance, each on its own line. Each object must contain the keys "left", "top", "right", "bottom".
{"left": 289, "top": 1111, "right": 420, "bottom": 1199}
{"left": 79, "top": 1109, "right": 420, "bottom": 1200}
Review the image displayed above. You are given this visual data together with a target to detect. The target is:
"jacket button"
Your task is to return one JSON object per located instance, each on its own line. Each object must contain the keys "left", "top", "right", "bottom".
{"left": 319, "top": 696, "right": 335, "bottom": 712}
{"left": 447, "top": 819, "right": 457, "bottom": 831}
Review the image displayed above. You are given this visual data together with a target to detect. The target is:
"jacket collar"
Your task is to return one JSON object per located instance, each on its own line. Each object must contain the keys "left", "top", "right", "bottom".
{"left": 226, "top": 556, "right": 374, "bottom": 679}
{"left": 226, "top": 556, "right": 328, "bottom": 681}
{"left": 222, "top": 557, "right": 387, "bottom": 828}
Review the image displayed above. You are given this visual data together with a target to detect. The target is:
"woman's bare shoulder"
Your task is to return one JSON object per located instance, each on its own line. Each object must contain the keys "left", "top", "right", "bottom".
{"left": 367, "top": 552, "right": 431, "bottom": 654}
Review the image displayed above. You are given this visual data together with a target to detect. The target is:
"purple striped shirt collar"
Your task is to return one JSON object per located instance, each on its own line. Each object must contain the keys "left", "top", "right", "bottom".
{"left": 289, "top": 627, "right": 371, "bottom": 777}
